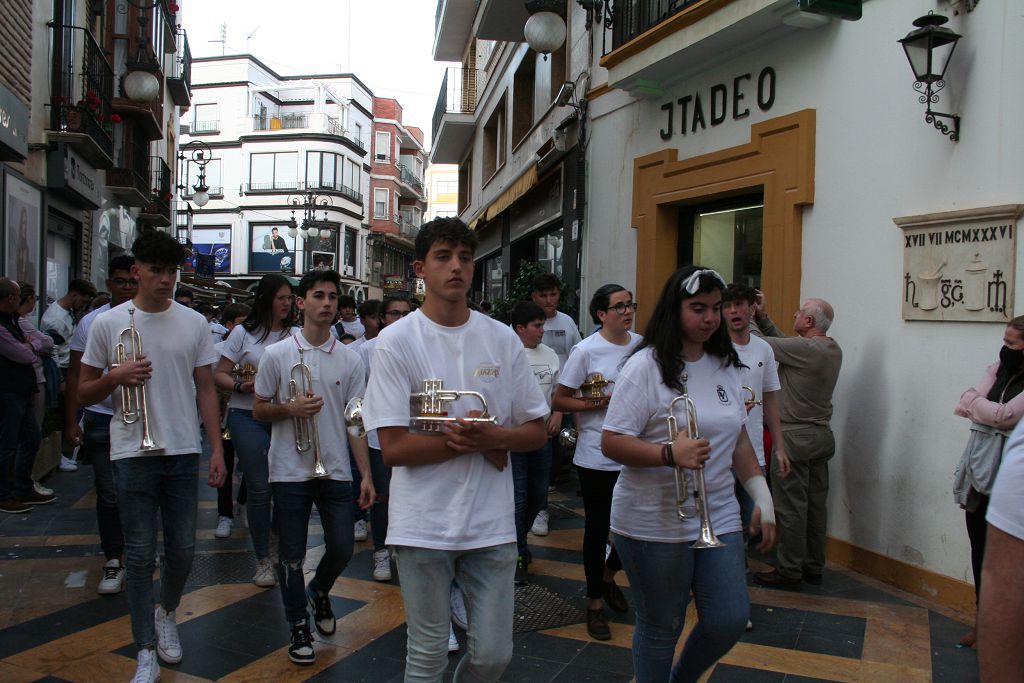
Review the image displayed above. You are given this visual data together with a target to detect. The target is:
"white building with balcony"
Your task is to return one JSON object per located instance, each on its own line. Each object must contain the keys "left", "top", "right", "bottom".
{"left": 179, "top": 55, "right": 373, "bottom": 298}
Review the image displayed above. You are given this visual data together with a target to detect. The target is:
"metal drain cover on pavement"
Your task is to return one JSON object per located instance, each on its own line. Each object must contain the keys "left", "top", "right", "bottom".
{"left": 186, "top": 551, "right": 257, "bottom": 587}
{"left": 513, "top": 583, "right": 584, "bottom": 634}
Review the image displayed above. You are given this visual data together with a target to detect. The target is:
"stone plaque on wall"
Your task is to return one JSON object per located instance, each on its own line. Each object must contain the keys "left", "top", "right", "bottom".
{"left": 895, "top": 205, "right": 1023, "bottom": 322}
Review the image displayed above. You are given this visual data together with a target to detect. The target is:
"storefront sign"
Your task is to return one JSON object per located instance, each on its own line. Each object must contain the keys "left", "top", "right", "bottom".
{"left": 382, "top": 274, "right": 407, "bottom": 291}
{"left": 659, "top": 67, "right": 776, "bottom": 141}
{"left": 896, "top": 205, "right": 1023, "bottom": 322}
{"left": 47, "top": 143, "right": 102, "bottom": 209}
{"left": 0, "top": 83, "right": 28, "bottom": 161}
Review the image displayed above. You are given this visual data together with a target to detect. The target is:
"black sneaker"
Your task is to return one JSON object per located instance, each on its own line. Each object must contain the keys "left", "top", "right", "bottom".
{"left": 0, "top": 498, "right": 32, "bottom": 514}
{"left": 288, "top": 622, "right": 316, "bottom": 665}
{"left": 306, "top": 586, "right": 336, "bottom": 636}
{"left": 514, "top": 555, "right": 529, "bottom": 586}
{"left": 15, "top": 490, "right": 56, "bottom": 506}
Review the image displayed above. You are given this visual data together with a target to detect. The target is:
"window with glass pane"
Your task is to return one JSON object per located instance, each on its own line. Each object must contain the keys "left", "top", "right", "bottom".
{"left": 307, "top": 152, "right": 320, "bottom": 187}
{"left": 344, "top": 229, "right": 356, "bottom": 268}
{"left": 375, "top": 132, "right": 390, "bottom": 162}
{"left": 486, "top": 255, "right": 504, "bottom": 303}
{"left": 250, "top": 153, "right": 274, "bottom": 188}
{"left": 274, "top": 152, "right": 298, "bottom": 188}
{"left": 536, "top": 228, "right": 564, "bottom": 280}
{"left": 321, "top": 154, "right": 335, "bottom": 188}
{"left": 374, "top": 189, "right": 388, "bottom": 218}
{"left": 680, "top": 199, "right": 764, "bottom": 288}
{"left": 348, "top": 160, "right": 360, "bottom": 191}
{"left": 194, "top": 103, "right": 218, "bottom": 132}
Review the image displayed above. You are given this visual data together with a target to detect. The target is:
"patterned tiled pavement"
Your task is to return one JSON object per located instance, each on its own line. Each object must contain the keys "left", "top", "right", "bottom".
{"left": 0, "top": 459, "right": 980, "bottom": 682}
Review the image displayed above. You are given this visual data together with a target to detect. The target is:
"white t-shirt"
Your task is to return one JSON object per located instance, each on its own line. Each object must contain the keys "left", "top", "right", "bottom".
{"left": 988, "top": 420, "right": 1024, "bottom": 541}
{"left": 41, "top": 301, "right": 74, "bottom": 368}
{"left": 219, "top": 325, "right": 294, "bottom": 411}
{"left": 71, "top": 303, "right": 114, "bottom": 415}
{"left": 559, "top": 331, "right": 642, "bottom": 471}
{"left": 82, "top": 301, "right": 218, "bottom": 460}
{"left": 209, "top": 321, "right": 228, "bottom": 341}
{"left": 359, "top": 336, "right": 381, "bottom": 450}
{"left": 604, "top": 349, "right": 747, "bottom": 543}
{"left": 733, "top": 335, "right": 781, "bottom": 467}
{"left": 362, "top": 310, "right": 549, "bottom": 551}
{"left": 254, "top": 332, "right": 366, "bottom": 483}
{"left": 542, "top": 310, "right": 582, "bottom": 367}
{"left": 340, "top": 318, "right": 364, "bottom": 338}
{"left": 524, "top": 343, "right": 560, "bottom": 410}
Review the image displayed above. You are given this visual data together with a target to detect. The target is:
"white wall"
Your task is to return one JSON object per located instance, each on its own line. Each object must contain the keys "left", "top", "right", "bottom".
{"left": 585, "top": 0, "right": 1024, "bottom": 582}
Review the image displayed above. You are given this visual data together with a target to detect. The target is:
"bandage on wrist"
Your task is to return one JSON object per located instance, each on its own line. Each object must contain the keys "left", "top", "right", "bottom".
{"left": 742, "top": 474, "right": 774, "bottom": 526}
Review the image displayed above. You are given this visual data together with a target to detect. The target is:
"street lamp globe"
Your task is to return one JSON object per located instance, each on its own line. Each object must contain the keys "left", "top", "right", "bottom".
{"left": 192, "top": 189, "right": 210, "bottom": 207}
{"left": 123, "top": 69, "right": 161, "bottom": 102}
{"left": 524, "top": 11, "right": 566, "bottom": 55}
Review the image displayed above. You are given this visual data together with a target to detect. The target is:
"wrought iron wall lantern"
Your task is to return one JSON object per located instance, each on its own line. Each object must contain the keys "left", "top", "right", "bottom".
{"left": 524, "top": 0, "right": 614, "bottom": 56}
{"left": 177, "top": 140, "right": 211, "bottom": 207}
{"left": 898, "top": 12, "right": 962, "bottom": 142}
{"left": 120, "top": 0, "right": 166, "bottom": 101}
{"left": 287, "top": 190, "right": 335, "bottom": 241}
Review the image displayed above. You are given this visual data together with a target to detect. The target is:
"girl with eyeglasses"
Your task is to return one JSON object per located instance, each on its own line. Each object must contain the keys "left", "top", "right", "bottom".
{"left": 214, "top": 274, "right": 296, "bottom": 588}
{"left": 551, "top": 283, "right": 641, "bottom": 641}
{"left": 600, "top": 265, "right": 775, "bottom": 683}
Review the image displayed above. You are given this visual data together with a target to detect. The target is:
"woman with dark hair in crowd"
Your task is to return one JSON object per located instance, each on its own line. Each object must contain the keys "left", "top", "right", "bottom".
{"left": 214, "top": 275, "right": 295, "bottom": 587}
{"left": 552, "top": 283, "right": 641, "bottom": 641}
{"left": 601, "top": 265, "right": 776, "bottom": 683}
{"left": 952, "top": 314, "right": 1024, "bottom": 648}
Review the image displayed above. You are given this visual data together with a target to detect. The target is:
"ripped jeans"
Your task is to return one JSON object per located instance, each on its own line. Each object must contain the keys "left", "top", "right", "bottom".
{"left": 272, "top": 479, "right": 355, "bottom": 624}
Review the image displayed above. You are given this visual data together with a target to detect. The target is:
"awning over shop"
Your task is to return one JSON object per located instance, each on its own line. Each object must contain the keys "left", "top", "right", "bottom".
{"left": 178, "top": 275, "right": 255, "bottom": 298}
{"left": 484, "top": 166, "right": 539, "bottom": 222}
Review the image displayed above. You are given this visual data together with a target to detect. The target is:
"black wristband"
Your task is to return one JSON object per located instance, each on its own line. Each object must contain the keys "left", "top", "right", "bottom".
{"left": 234, "top": 379, "right": 243, "bottom": 393}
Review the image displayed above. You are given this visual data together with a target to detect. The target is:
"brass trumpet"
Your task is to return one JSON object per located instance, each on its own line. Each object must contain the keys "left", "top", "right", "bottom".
{"left": 344, "top": 397, "right": 365, "bottom": 437}
{"left": 115, "top": 307, "right": 159, "bottom": 451}
{"left": 220, "top": 363, "right": 257, "bottom": 441}
{"left": 742, "top": 386, "right": 762, "bottom": 410}
{"left": 288, "top": 348, "right": 327, "bottom": 477}
{"left": 410, "top": 379, "right": 498, "bottom": 432}
{"left": 577, "top": 373, "right": 614, "bottom": 405}
{"left": 665, "top": 372, "right": 723, "bottom": 549}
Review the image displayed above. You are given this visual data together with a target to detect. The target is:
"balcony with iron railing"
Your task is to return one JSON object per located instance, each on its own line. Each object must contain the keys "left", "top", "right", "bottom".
{"left": 46, "top": 24, "right": 114, "bottom": 168}
{"left": 167, "top": 26, "right": 191, "bottom": 107}
{"left": 606, "top": 0, "right": 705, "bottom": 53}
{"left": 431, "top": 67, "right": 479, "bottom": 164}
{"left": 242, "top": 180, "right": 364, "bottom": 207}
{"left": 107, "top": 133, "right": 152, "bottom": 207}
{"left": 140, "top": 156, "right": 172, "bottom": 226}
{"left": 248, "top": 112, "right": 367, "bottom": 155}
{"left": 395, "top": 162, "right": 425, "bottom": 198}
{"left": 433, "top": 0, "right": 477, "bottom": 61}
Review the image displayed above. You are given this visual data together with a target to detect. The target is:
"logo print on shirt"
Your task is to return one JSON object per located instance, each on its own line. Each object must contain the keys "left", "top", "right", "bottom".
{"left": 474, "top": 363, "right": 501, "bottom": 383}
{"left": 717, "top": 385, "right": 730, "bottom": 404}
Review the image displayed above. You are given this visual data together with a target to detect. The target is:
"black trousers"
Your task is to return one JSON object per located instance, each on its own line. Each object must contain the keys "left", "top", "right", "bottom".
{"left": 965, "top": 491, "right": 990, "bottom": 602}
{"left": 577, "top": 465, "right": 623, "bottom": 599}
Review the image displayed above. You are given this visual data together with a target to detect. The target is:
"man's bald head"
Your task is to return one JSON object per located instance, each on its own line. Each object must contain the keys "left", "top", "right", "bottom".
{"left": 801, "top": 298, "right": 834, "bottom": 333}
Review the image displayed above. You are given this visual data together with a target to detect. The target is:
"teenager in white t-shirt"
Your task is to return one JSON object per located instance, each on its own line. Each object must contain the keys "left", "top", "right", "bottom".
{"left": 252, "top": 269, "right": 374, "bottom": 666}
{"left": 214, "top": 274, "right": 296, "bottom": 588}
{"left": 509, "top": 300, "right": 561, "bottom": 586}
{"left": 80, "top": 230, "right": 226, "bottom": 683}
{"left": 362, "top": 218, "right": 549, "bottom": 682}
{"left": 601, "top": 266, "right": 776, "bottom": 683}
{"left": 551, "top": 284, "right": 641, "bottom": 641}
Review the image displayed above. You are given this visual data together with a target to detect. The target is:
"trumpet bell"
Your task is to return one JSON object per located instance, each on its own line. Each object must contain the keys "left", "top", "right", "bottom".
{"left": 344, "top": 397, "right": 365, "bottom": 437}
{"left": 558, "top": 427, "right": 578, "bottom": 447}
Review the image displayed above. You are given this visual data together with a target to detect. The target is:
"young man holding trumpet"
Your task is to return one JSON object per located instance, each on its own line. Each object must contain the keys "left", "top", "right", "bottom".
{"left": 79, "top": 230, "right": 226, "bottom": 683}
{"left": 252, "top": 268, "right": 373, "bottom": 666}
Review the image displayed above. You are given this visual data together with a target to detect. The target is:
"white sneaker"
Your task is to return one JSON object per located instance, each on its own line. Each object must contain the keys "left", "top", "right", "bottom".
{"left": 154, "top": 605, "right": 182, "bottom": 664}
{"left": 372, "top": 549, "right": 392, "bottom": 582}
{"left": 354, "top": 519, "right": 368, "bottom": 542}
{"left": 448, "top": 623, "right": 459, "bottom": 653}
{"left": 131, "top": 648, "right": 160, "bottom": 683}
{"left": 214, "top": 516, "right": 233, "bottom": 538}
{"left": 97, "top": 558, "right": 125, "bottom": 595}
{"left": 449, "top": 584, "right": 468, "bottom": 630}
{"left": 253, "top": 557, "right": 277, "bottom": 587}
{"left": 59, "top": 456, "right": 79, "bottom": 472}
{"left": 33, "top": 481, "right": 54, "bottom": 496}
{"left": 531, "top": 509, "right": 549, "bottom": 536}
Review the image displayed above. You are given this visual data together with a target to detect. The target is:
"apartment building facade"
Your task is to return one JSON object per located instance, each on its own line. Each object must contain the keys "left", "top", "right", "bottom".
{"left": 179, "top": 55, "right": 372, "bottom": 298}
{"left": 1, "top": 0, "right": 190, "bottom": 306}
{"left": 366, "top": 97, "right": 427, "bottom": 299}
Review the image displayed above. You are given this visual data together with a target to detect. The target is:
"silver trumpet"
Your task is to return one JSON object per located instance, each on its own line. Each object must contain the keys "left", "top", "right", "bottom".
{"left": 288, "top": 348, "right": 328, "bottom": 477}
{"left": 344, "top": 397, "right": 365, "bottom": 437}
{"left": 558, "top": 427, "right": 578, "bottom": 447}
{"left": 665, "top": 372, "right": 724, "bottom": 549}
{"left": 410, "top": 379, "right": 498, "bottom": 432}
{"left": 114, "top": 307, "right": 159, "bottom": 451}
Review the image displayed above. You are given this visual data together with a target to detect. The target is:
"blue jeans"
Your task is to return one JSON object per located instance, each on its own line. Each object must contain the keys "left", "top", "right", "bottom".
{"left": 83, "top": 411, "right": 123, "bottom": 560}
{"left": 227, "top": 409, "right": 273, "bottom": 559}
{"left": 368, "top": 447, "right": 392, "bottom": 551}
{"left": 614, "top": 532, "right": 749, "bottom": 683}
{"left": 272, "top": 479, "right": 355, "bottom": 624}
{"left": 393, "top": 543, "right": 516, "bottom": 683}
{"left": 512, "top": 442, "right": 551, "bottom": 561}
{"left": 0, "top": 391, "right": 40, "bottom": 500}
{"left": 113, "top": 454, "right": 199, "bottom": 650}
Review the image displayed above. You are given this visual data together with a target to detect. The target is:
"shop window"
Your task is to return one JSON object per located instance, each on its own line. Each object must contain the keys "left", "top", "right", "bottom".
{"left": 678, "top": 195, "right": 764, "bottom": 288}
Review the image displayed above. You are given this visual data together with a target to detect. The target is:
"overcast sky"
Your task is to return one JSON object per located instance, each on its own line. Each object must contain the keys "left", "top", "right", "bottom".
{"left": 183, "top": 0, "right": 452, "bottom": 145}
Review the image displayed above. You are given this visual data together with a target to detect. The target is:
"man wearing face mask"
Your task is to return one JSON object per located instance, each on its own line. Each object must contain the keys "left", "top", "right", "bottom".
{"left": 952, "top": 316, "right": 1024, "bottom": 648}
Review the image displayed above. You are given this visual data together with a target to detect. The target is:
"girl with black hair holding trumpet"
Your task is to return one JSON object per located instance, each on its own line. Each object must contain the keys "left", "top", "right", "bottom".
{"left": 601, "top": 265, "right": 776, "bottom": 683}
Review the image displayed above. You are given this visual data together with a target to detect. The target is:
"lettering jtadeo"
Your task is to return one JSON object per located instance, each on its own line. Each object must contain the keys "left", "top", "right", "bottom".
{"left": 660, "top": 67, "right": 776, "bottom": 141}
